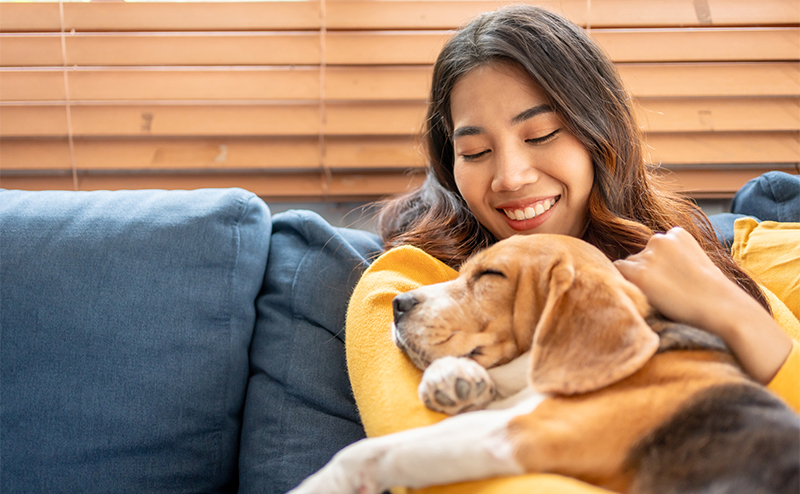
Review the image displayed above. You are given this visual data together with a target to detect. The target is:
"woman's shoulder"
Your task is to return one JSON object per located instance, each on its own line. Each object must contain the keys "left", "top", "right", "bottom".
{"left": 346, "top": 245, "right": 459, "bottom": 345}
{"left": 353, "top": 245, "right": 459, "bottom": 298}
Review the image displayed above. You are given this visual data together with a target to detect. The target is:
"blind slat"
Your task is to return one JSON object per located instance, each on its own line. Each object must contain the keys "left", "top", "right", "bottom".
{"left": 0, "top": 2, "right": 322, "bottom": 32}
{"left": 646, "top": 132, "right": 800, "bottom": 165}
{"left": 1, "top": 133, "right": 797, "bottom": 172}
{"left": 652, "top": 166, "right": 800, "bottom": 198}
{"left": 0, "top": 171, "right": 426, "bottom": 200}
{"left": 2, "top": 99, "right": 797, "bottom": 138}
{"left": 5, "top": 28, "right": 796, "bottom": 68}
{"left": 325, "top": 0, "right": 798, "bottom": 29}
{"left": 3, "top": 1, "right": 797, "bottom": 33}
{"left": 7, "top": 63, "right": 779, "bottom": 103}
{"left": 590, "top": 28, "right": 800, "bottom": 63}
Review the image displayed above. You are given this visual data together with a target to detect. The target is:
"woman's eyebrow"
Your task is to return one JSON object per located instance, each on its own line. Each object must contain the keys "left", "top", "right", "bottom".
{"left": 511, "top": 104, "right": 553, "bottom": 125}
{"left": 453, "top": 125, "right": 483, "bottom": 139}
{"left": 453, "top": 104, "right": 554, "bottom": 139}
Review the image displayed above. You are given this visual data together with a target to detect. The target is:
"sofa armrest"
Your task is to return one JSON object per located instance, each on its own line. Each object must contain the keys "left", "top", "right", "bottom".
{"left": 0, "top": 188, "right": 270, "bottom": 494}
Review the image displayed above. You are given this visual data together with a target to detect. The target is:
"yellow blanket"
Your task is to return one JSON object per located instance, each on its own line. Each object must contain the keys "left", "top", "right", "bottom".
{"left": 346, "top": 230, "right": 800, "bottom": 493}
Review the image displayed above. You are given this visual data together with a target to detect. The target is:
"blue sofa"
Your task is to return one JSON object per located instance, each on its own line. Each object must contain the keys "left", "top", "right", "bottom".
{"left": 2, "top": 172, "right": 796, "bottom": 493}
{"left": 0, "top": 188, "right": 381, "bottom": 494}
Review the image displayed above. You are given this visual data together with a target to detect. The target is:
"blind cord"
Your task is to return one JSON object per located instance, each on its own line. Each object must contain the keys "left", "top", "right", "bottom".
{"left": 319, "top": 0, "right": 331, "bottom": 198}
{"left": 59, "top": 0, "right": 78, "bottom": 191}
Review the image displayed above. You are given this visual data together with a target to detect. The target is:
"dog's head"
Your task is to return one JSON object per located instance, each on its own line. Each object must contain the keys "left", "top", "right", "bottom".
{"left": 392, "top": 234, "right": 659, "bottom": 395}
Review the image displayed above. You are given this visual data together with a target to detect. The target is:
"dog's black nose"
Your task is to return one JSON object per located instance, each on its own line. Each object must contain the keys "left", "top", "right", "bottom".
{"left": 392, "top": 293, "right": 419, "bottom": 323}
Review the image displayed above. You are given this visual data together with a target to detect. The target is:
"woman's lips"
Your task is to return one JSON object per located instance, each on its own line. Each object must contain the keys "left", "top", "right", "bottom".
{"left": 500, "top": 197, "right": 557, "bottom": 221}
{"left": 498, "top": 196, "right": 559, "bottom": 231}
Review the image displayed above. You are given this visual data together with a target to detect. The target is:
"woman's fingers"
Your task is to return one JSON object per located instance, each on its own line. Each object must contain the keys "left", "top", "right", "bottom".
{"left": 614, "top": 227, "right": 730, "bottom": 329}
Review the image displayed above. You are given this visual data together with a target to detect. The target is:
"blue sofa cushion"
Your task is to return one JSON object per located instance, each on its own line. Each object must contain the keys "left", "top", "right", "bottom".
{"left": 710, "top": 172, "right": 800, "bottom": 249}
{"left": 0, "top": 189, "right": 270, "bottom": 494}
{"left": 239, "top": 210, "right": 382, "bottom": 494}
{"left": 710, "top": 212, "right": 747, "bottom": 250}
{"left": 730, "top": 171, "right": 800, "bottom": 223}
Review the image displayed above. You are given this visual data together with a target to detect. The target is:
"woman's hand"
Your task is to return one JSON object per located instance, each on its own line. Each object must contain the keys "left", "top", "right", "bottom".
{"left": 614, "top": 227, "right": 792, "bottom": 384}
{"left": 613, "top": 227, "right": 732, "bottom": 331}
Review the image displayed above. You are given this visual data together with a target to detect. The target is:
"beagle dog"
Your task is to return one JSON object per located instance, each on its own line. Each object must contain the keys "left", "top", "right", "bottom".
{"left": 289, "top": 234, "right": 800, "bottom": 494}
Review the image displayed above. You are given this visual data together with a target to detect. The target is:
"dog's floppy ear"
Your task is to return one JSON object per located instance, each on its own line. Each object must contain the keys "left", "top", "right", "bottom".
{"left": 529, "top": 256, "right": 659, "bottom": 395}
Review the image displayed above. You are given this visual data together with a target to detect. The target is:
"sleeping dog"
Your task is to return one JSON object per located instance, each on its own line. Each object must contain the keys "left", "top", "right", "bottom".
{"left": 289, "top": 234, "right": 800, "bottom": 494}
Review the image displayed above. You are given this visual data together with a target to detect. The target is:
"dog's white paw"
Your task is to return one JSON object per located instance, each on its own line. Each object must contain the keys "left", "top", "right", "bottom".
{"left": 419, "top": 356, "right": 497, "bottom": 415}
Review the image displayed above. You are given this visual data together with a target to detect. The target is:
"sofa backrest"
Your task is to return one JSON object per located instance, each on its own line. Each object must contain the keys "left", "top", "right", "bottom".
{"left": 238, "top": 209, "right": 382, "bottom": 493}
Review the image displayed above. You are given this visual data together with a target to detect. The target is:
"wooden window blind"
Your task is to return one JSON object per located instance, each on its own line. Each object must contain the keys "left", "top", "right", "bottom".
{"left": 0, "top": 0, "right": 798, "bottom": 201}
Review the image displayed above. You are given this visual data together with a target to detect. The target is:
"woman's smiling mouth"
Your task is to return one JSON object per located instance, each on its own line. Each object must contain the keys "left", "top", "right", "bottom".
{"left": 500, "top": 196, "right": 558, "bottom": 221}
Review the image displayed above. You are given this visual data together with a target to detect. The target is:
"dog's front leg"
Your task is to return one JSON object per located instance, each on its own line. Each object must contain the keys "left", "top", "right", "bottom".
{"left": 288, "top": 397, "right": 545, "bottom": 494}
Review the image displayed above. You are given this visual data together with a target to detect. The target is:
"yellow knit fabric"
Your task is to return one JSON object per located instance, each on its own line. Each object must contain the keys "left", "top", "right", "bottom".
{"left": 731, "top": 217, "right": 800, "bottom": 412}
{"left": 732, "top": 218, "right": 800, "bottom": 332}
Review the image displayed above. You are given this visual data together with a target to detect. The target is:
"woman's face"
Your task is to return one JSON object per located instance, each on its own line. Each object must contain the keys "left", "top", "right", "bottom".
{"left": 451, "top": 62, "right": 594, "bottom": 240}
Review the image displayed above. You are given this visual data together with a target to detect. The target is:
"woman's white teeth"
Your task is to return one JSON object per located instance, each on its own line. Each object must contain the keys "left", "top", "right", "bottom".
{"left": 504, "top": 198, "right": 556, "bottom": 220}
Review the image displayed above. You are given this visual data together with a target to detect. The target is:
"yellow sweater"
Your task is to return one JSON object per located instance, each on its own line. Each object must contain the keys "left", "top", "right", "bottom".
{"left": 346, "top": 245, "right": 800, "bottom": 494}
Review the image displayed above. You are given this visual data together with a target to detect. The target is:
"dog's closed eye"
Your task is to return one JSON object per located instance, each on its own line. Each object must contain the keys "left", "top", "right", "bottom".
{"left": 476, "top": 269, "right": 506, "bottom": 279}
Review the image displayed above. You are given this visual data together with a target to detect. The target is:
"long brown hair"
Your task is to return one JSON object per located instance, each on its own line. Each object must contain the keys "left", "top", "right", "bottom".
{"left": 378, "top": 5, "right": 768, "bottom": 310}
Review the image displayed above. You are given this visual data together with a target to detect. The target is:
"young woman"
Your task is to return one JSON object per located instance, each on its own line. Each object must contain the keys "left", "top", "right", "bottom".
{"left": 345, "top": 6, "right": 798, "bottom": 490}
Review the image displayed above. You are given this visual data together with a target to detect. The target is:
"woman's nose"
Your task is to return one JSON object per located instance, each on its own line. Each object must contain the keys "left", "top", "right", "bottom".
{"left": 491, "top": 146, "right": 538, "bottom": 192}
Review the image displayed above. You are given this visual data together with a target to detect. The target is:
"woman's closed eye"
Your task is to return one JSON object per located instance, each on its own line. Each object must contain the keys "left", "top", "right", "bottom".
{"left": 461, "top": 149, "right": 490, "bottom": 162}
{"left": 459, "top": 129, "right": 561, "bottom": 161}
{"left": 526, "top": 128, "right": 561, "bottom": 145}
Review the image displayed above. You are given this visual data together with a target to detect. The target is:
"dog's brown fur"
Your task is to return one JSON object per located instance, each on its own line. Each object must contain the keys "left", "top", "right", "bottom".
{"left": 393, "top": 234, "right": 799, "bottom": 493}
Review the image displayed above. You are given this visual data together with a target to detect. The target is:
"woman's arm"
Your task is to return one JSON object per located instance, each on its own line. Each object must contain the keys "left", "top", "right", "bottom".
{"left": 614, "top": 227, "right": 793, "bottom": 384}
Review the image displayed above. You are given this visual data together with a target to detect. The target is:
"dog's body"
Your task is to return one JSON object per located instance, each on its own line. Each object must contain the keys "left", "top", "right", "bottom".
{"left": 290, "top": 235, "right": 800, "bottom": 494}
